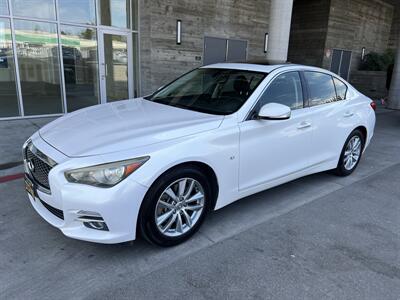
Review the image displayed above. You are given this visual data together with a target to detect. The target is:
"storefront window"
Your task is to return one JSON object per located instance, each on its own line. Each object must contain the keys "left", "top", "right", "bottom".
{"left": 61, "top": 25, "right": 99, "bottom": 112}
{"left": 99, "top": 0, "right": 130, "bottom": 28}
{"left": 0, "top": 0, "right": 9, "bottom": 15}
{"left": 59, "top": 0, "right": 96, "bottom": 25}
{"left": 0, "top": 18, "right": 20, "bottom": 117}
{"left": 12, "top": 0, "right": 56, "bottom": 20}
{"left": 14, "top": 20, "right": 63, "bottom": 115}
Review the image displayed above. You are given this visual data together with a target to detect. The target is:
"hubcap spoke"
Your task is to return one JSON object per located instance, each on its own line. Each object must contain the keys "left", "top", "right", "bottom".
{"left": 176, "top": 213, "right": 183, "bottom": 233}
{"left": 165, "top": 188, "right": 178, "bottom": 202}
{"left": 158, "top": 200, "right": 175, "bottom": 209}
{"left": 184, "top": 180, "right": 195, "bottom": 200}
{"left": 353, "top": 139, "right": 361, "bottom": 151}
{"left": 185, "top": 192, "right": 204, "bottom": 204}
{"left": 162, "top": 213, "right": 177, "bottom": 232}
{"left": 182, "top": 209, "right": 192, "bottom": 227}
{"left": 178, "top": 179, "right": 187, "bottom": 197}
{"left": 185, "top": 204, "right": 204, "bottom": 211}
{"left": 157, "top": 210, "right": 174, "bottom": 226}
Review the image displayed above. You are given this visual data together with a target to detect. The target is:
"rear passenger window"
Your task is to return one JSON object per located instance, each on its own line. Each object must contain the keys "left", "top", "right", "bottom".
{"left": 333, "top": 77, "right": 348, "bottom": 100}
{"left": 259, "top": 72, "right": 304, "bottom": 110}
{"left": 304, "top": 72, "right": 336, "bottom": 106}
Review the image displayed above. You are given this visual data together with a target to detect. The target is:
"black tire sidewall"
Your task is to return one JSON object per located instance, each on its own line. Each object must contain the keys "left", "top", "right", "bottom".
{"left": 336, "top": 129, "right": 365, "bottom": 176}
{"left": 138, "top": 166, "right": 212, "bottom": 247}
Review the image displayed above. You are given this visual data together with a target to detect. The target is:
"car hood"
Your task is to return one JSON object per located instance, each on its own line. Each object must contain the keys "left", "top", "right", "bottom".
{"left": 39, "top": 98, "right": 224, "bottom": 157}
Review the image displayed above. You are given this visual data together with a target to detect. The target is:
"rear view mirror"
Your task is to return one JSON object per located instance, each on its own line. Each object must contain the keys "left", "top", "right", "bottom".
{"left": 257, "top": 103, "right": 291, "bottom": 120}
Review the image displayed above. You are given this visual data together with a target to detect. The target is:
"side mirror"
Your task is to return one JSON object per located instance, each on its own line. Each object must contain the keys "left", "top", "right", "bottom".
{"left": 257, "top": 103, "right": 291, "bottom": 120}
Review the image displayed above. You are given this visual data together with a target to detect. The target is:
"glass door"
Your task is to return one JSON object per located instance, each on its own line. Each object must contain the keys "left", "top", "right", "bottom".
{"left": 98, "top": 29, "right": 133, "bottom": 103}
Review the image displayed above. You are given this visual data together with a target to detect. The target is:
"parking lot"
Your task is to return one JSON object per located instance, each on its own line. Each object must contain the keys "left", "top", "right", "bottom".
{"left": 0, "top": 106, "right": 399, "bottom": 299}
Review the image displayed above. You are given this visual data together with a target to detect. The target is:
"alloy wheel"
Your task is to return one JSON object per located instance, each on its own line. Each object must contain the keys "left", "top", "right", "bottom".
{"left": 343, "top": 135, "right": 362, "bottom": 170}
{"left": 155, "top": 178, "right": 205, "bottom": 237}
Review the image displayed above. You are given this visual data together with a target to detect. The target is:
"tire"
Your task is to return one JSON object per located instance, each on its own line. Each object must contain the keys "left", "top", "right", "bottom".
{"left": 138, "top": 166, "right": 212, "bottom": 247}
{"left": 334, "top": 129, "right": 365, "bottom": 177}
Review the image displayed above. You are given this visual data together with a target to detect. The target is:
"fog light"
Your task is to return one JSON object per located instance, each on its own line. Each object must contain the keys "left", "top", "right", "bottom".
{"left": 76, "top": 210, "right": 109, "bottom": 231}
{"left": 84, "top": 221, "right": 109, "bottom": 231}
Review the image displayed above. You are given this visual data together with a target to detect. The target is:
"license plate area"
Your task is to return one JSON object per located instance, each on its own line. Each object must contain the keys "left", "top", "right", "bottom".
{"left": 25, "top": 175, "right": 36, "bottom": 199}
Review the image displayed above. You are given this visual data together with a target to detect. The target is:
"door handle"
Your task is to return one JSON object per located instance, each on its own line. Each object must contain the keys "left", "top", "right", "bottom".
{"left": 344, "top": 111, "right": 354, "bottom": 118}
{"left": 297, "top": 121, "right": 311, "bottom": 129}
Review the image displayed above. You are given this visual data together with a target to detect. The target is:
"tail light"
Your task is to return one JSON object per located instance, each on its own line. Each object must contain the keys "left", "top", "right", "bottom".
{"left": 370, "top": 101, "right": 377, "bottom": 111}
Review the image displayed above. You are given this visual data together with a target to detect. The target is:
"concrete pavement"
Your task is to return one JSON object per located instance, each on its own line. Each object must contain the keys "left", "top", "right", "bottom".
{"left": 0, "top": 106, "right": 399, "bottom": 299}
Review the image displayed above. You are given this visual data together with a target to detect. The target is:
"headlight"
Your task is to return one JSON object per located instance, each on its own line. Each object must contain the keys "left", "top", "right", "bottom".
{"left": 65, "top": 156, "right": 149, "bottom": 188}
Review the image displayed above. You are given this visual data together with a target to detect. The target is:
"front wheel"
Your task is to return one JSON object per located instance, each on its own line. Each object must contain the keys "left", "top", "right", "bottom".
{"left": 138, "top": 166, "right": 211, "bottom": 247}
{"left": 334, "top": 129, "right": 365, "bottom": 176}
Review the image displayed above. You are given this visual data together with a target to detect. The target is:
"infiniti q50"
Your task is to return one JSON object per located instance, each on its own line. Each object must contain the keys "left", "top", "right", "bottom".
{"left": 23, "top": 63, "right": 376, "bottom": 246}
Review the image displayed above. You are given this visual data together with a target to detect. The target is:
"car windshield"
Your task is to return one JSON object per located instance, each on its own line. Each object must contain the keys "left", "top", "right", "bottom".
{"left": 145, "top": 68, "right": 267, "bottom": 115}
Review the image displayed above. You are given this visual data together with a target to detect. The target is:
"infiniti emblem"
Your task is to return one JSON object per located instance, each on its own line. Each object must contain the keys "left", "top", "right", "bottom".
{"left": 27, "top": 160, "right": 35, "bottom": 172}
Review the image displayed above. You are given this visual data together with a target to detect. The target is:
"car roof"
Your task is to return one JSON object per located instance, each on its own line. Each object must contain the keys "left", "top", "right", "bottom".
{"left": 202, "top": 62, "right": 345, "bottom": 79}
{"left": 202, "top": 62, "right": 289, "bottom": 73}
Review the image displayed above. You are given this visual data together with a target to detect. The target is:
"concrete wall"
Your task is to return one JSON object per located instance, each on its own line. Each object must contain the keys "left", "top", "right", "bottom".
{"left": 139, "top": 0, "right": 270, "bottom": 95}
{"left": 322, "top": 0, "right": 394, "bottom": 72}
{"left": 350, "top": 70, "right": 387, "bottom": 99}
{"left": 388, "top": 5, "right": 399, "bottom": 50}
{"left": 288, "top": 0, "right": 331, "bottom": 67}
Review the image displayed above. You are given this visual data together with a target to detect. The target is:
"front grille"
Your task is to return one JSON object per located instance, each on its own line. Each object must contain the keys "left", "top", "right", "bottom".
{"left": 25, "top": 144, "right": 53, "bottom": 190}
{"left": 39, "top": 199, "right": 64, "bottom": 220}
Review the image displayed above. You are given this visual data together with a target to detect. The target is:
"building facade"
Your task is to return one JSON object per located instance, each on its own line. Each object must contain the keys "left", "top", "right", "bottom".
{"left": 0, "top": 0, "right": 139, "bottom": 119}
{"left": 0, "top": 0, "right": 398, "bottom": 120}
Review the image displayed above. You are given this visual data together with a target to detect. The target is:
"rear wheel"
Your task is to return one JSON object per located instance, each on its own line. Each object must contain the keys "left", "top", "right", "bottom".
{"left": 334, "top": 129, "right": 365, "bottom": 176}
{"left": 138, "top": 166, "right": 211, "bottom": 246}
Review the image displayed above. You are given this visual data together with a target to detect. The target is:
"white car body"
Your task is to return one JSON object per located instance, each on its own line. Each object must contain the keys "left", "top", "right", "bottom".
{"left": 23, "top": 63, "right": 376, "bottom": 244}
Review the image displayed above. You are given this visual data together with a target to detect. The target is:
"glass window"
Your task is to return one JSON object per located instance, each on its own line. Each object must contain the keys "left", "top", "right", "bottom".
{"left": 0, "top": 0, "right": 9, "bottom": 15}
{"left": 333, "top": 77, "right": 347, "bottom": 100}
{"left": 14, "top": 20, "right": 63, "bottom": 115}
{"left": 304, "top": 72, "right": 337, "bottom": 106}
{"left": 59, "top": 0, "right": 96, "bottom": 25}
{"left": 104, "top": 33, "right": 129, "bottom": 102}
{"left": 0, "top": 18, "right": 20, "bottom": 117}
{"left": 259, "top": 72, "right": 304, "bottom": 110}
{"left": 146, "top": 68, "right": 266, "bottom": 115}
{"left": 61, "top": 26, "right": 99, "bottom": 112}
{"left": 132, "top": 33, "right": 139, "bottom": 97}
{"left": 132, "top": 0, "right": 138, "bottom": 30}
{"left": 99, "top": 0, "right": 130, "bottom": 28}
{"left": 12, "top": 0, "right": 56, "bottom": 20}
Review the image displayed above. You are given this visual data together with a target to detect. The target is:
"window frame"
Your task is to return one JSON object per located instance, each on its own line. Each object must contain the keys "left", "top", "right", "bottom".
{"left": 247, "top": 70, "right": 307, "bottom": 120}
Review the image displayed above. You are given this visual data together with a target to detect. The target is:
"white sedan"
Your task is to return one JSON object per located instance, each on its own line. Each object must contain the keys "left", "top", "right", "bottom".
{"left": 23, "top": 63, "right": 376, "bottom": 246}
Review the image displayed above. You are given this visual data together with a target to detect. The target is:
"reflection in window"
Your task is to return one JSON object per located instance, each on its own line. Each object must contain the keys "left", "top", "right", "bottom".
{"left": 59, "top": 0, "right": 96, "bottom": 25}
{"left": 100, "top": 0, "right": 130, "bottom": 28}
{"left": 104, "top": 34, "right": 129, "bottom": 101}
{"left": 12, "top": 0, "right": 56, "bottom": 20}
{"left": 333, "top": 77, "right": 347, "bottom": 100}
{"left": 14, "top": 20, "right": 63, "bottom": 115}
{"left": 0, "top": 0, "right": 9, "bottom": 15}
{"left": 304, "top": 72, "right": 337, "bottom": 106}
{"left": 61, "top": 26, "right": 99, "bottom": 112}
{"left": 0, "top": 18, "right": 20, "bottom": 117}
{"left": 259, "top": 72, "right": 304, "bottom": 110}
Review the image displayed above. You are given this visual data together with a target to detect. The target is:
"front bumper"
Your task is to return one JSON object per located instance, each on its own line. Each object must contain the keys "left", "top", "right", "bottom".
{"left": 24, "top": 134, "right": 149, "bottom": 244}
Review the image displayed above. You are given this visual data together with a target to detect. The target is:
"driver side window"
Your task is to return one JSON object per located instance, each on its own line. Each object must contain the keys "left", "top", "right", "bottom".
{"left": 258, "top": 72, "right": 304, "bottom": 110}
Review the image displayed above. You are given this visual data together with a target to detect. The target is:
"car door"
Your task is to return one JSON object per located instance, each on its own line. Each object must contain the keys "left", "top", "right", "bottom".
{"left": 238, "top": 71, "right": 314, "bottom": 191}
{"left": 302, "top": 71, "right": 354, "bottom": 166}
